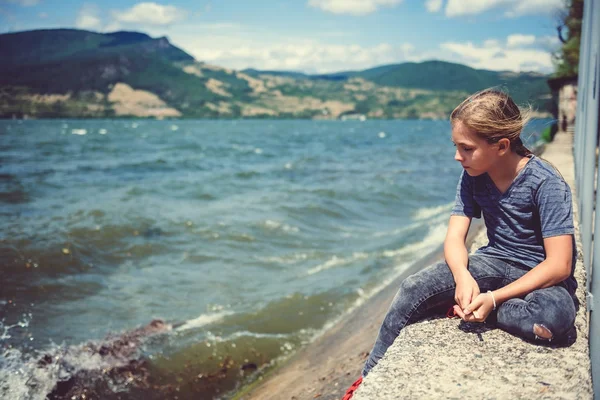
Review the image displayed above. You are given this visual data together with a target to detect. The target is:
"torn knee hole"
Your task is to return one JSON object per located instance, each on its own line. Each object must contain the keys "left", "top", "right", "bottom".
{"left": 533, "top": 324, "right": 553, "bottom": 341}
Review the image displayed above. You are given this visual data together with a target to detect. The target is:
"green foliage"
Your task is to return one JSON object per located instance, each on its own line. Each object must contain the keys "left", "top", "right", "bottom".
{"left": 0, "top": 86, "right": 110, "bottom": 118}
{"left": 354, "top": 61, "right": 549, "bottom": 106}
{"left": 541, "top": 126, "right": 552, "bottom": 142}
{"left": 553, "top": 0, "right": 583, "bottom": 78}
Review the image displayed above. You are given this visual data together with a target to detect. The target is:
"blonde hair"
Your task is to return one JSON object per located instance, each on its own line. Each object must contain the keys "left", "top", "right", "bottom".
{"left": 450, "top": 88, "right": 532, "bottom": 157}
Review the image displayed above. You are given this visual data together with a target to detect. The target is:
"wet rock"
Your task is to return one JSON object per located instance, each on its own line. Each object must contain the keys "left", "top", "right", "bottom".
{"left": 41, "top": 319, "right": 171, "bottom": 399}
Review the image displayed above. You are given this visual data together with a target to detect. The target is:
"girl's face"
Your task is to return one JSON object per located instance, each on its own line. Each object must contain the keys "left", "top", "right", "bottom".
{"left": 451, "top": 121, "right": 500, "bottom": 177}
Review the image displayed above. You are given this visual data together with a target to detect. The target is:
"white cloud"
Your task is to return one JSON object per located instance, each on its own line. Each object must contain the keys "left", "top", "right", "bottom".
{"left": 425, "top": 0, "right": 443, "bottom": 13}
{"left": 104, "top": 21, "right": 121, "bottom": 32}
{"left": 536, "top": 35, "right": 560, "bottom": 49}
{"left": 505, "top": 0, "right": 563, "bottom": 17}
{"left": 38, "top": 11, "right": 47, "bottom": 18}
{"left": 176, "top": 34, "right": 414, "bottom": 73}
{"left": 162, "top": 25, "right": 551, "bottom": 74}
{"left": 76, "top": 4, "right": 102, "bottom": 31}
{"left": 445, "top": 0, "right": 503, "bottom": 17}
{"left": 507, "top": 34, "right": 536, "bottom": 47}
{"left": 400, "top": 43, "right": 414, "bottom": 53}
{"left": 484, "top": 39, "right": 500, "bottom": 47}
{"left": 440, "top": 37, "right": 553, "bottom": 72}
{"left": 4, "top": 0, "right": 40, "bottom": 6}
{"left": 308, "top": 0, "right": 402, "bottom": 16}
{"left": 112, "top": 2, "right": 187, "bottom": 26}
{"left": 445, "top": 0, "right": 562, "bottom": 17}
{"left": 193, "top": 22, "right": 242, "bottom": 30}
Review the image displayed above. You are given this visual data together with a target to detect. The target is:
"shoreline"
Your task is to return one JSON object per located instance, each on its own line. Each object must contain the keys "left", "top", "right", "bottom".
{"left": 236, "top": 137, "right": 547, "bottom": 400}
{"left": 237, "top": 219, "right": 485, "bottom": 400}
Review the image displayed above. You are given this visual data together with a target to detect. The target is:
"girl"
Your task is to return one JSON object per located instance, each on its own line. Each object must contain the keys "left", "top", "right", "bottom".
{"left": 342, "top": 88, "right": 577, "bottom": 399}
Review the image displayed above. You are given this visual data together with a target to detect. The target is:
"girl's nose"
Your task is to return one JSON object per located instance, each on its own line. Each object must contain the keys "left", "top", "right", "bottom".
{"left": 454, "top": 150, "right": 463, "bottom": 162}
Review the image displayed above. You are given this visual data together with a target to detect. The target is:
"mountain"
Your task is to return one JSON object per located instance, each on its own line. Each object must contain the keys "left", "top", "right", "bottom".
{"left": 355, "top": 61, "right": 549, "bottom": 105}
{"left": 247, "top": 61, "right": 550, "bottom": 106}
{"left": 0, "top": 29, "right": 238, "bottom": 118}
{"left": 0, "top": 29, "right": 552, "bottom": 119}
{"left": 0, "top": 29, "right": 193, "bottom": 69}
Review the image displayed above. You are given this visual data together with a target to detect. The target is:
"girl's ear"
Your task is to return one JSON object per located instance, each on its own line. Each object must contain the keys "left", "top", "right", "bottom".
{"left": 497, "top": 138, "right": 510, "bottom": 155}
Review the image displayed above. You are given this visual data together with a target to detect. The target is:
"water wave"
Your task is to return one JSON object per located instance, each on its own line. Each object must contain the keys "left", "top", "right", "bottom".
{"left": 175, "top": 311, "right": 235, "bottom": 332}
{"left": 382, "top": 223, "right": 448, "bottom": 259}
{"left": 413, "top": 202, "right": 454, "bottom": 221}
{"left": 260, "top": 219, "right": 300, "bottom": 234}
{"left": 256, "top": 252, "right": 311, "bottom": 265}
{"left": 306, "top": 252, "right": 369, "bottom": 276}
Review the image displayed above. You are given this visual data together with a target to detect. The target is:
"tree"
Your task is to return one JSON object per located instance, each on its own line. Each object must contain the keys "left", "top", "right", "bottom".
{"left": 553, "top": 0, "right": 584, "bottom": 78}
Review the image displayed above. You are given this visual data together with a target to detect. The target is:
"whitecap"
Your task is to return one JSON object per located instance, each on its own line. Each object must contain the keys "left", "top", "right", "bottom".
{"left": 378, "top": 131, "right": 386, "bottom": 138}
{"left": 0, "top": 314, "right": 118, "bottom": 400}
{"left": 0, "top": 347, "right": 59, "bottom": 400}
{"left": 372, "top": 221, "right": 422, "bottom": 238}
{"left": 382, "top": 223, "right": 447, "bottom": 259}
{"left": 258, "top": 253, "right": 309, "bottom": 265}
{"left": 263, "top": 219, "right": 299, "bottom": 233}
{"left": 71, "top": 129, "right": 87, "bottom": 135}
{"left": 306, "top": 252, "right": 369, "bottom": 276}
{"left": 264, "top": 220, "right": 281, "bottom": 229}
{"left": 175, "top": 311, "right": 234, "bottom": 332}
{"left": 98, "top": 129, "right": 108, "bottom": 135}
{"left": 214, "top": 330, "right": 292, "bottom": 341}
{"left": 413, "top": 202, "right": 454, "bottom": 221}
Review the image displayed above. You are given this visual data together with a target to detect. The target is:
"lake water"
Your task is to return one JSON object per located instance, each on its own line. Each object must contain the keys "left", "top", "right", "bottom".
{"left": 0, "top": 119, "right": 546, "bottom": 399}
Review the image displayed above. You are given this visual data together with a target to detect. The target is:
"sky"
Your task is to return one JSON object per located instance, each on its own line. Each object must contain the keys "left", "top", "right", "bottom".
{"left": 0, "top": 0, "right": 565, "bottom": 74}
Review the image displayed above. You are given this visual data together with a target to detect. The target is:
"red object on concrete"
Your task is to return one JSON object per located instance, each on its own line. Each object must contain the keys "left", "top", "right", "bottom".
{"left": 341, "top": 376, "right": 363, "bottom": 400}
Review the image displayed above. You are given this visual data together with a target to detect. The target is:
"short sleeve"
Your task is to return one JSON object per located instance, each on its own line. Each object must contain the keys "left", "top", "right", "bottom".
{"left": 451, "top": 171, "right": 481, "bottom": 218}
{"left": 535, "top": 178, "right": 575, "bottom": 238}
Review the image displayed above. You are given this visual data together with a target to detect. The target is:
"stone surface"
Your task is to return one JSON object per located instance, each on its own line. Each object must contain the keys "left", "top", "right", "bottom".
{"left": 354, "top": 131, "right": 593, "bottom": 399}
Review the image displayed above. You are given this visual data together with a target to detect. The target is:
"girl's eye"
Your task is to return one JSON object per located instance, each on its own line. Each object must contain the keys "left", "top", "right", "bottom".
{"left": 452, "top": 143, "right": 473, "bottom": 152}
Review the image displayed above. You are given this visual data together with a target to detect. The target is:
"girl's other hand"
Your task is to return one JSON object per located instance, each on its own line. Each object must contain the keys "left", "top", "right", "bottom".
{"left": 454, "top": 270, "right": 480, "bottom": 309}
{"left": 459, "top": 293, "right": 494, "bottom": 322}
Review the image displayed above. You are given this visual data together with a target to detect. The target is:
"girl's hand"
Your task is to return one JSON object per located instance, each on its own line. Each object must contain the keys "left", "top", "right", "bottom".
{"left": 454, "top": 270, "right": 480, "bottom": 310}
{"left": 454, "top": 292, "right": 494, "bottom": 322}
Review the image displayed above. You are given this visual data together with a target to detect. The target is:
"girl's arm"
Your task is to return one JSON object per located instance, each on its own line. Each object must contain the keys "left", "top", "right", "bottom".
{"left": 491, "top": 235, "right": 573, "bottom": 303}
{"left": 444, "top": 215, "right": 471, "bottom": 271}
{"left": 444, "top": 215, "right": 479, "bottom": 308}
{"left": 459, "top": 234, "right": 573, "bottom": 321}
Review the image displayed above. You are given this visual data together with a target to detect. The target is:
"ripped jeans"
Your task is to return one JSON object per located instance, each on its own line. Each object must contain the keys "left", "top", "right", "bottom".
{"left": 363, "top": 254, "right": 577, "bottom": 376}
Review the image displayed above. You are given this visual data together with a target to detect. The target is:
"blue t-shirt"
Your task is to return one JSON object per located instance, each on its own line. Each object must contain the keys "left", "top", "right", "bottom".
{"left": 451, "top": 155, "right": 577, "bottom": 292}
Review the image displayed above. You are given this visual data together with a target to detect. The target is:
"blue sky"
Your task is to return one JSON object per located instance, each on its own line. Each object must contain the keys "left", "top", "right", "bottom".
{"left": 0, "top": 0, "right": 564, "bottom": 74}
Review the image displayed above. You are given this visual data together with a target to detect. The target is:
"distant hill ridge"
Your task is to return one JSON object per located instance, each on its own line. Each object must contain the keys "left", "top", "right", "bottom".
{"left": 0, "top": 28, "right": 551, "bottom": 119}
{"left": 244, "top": 61, "right": 549, "bottom": 105}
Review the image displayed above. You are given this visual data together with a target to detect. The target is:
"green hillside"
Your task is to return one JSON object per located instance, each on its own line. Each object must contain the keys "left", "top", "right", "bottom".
{"left": 0, "top": 29, "right": 551, "bottom": 119}
{"left": 0, "top": 29, "right": 256, "bottom": 118}
{"left": 356, "top": 61, "right": 549, "bottom": 105}
{"left": 248, "top": 60, "right": 550, "bottom": 106}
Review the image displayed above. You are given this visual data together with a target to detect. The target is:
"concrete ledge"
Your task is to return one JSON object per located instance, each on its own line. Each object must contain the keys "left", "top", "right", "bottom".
{"left": 354, "top": 132, "right": 593, "bottom": 399}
